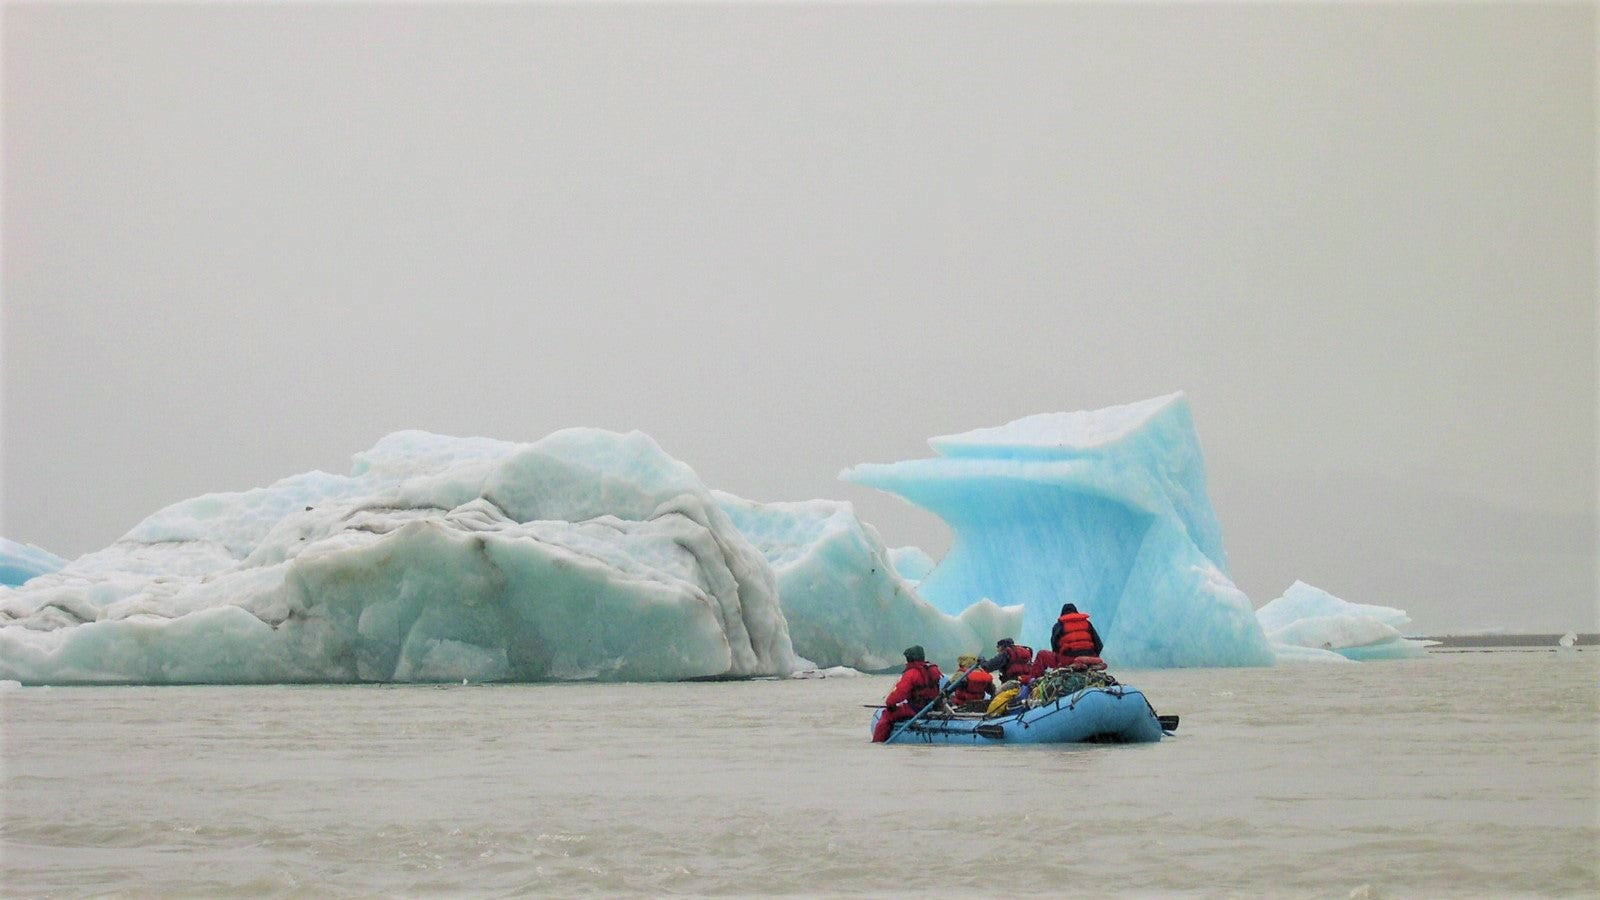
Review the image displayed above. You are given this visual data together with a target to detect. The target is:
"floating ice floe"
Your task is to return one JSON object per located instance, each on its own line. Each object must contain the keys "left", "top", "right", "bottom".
{"left": 788, "top": 666, "right": 866, "bottom": 679}
{"left": 1256, "top": 581, "right": 1433, "bottom": 661}
{"left": 842, "top": 392, "right": 1274, "bottom": 668}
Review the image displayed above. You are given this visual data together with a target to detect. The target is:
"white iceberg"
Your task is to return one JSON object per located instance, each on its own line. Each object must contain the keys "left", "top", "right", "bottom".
{"left": 1257, "top": 581, "right": 1432, "bottom": 661}
{"left": 842, "top": 393, "right": 1275, "bottom": 668}
{"left": 1, "top": 429, "right": 798, "bottom": 684}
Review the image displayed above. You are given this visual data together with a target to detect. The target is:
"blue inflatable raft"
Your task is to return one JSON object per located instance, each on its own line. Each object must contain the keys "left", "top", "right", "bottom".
{"left": 874, "top": 685, "right": 1169, "bottom": 745}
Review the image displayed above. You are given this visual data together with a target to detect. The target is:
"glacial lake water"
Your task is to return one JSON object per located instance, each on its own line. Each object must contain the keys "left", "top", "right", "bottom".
{"left": 3, "top": 648, "right": 1596, "bottom": 897}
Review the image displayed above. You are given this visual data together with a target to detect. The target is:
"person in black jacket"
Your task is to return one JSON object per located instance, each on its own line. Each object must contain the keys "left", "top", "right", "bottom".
{"left": 1049, "top": 603, "right": 1104, "bottom": 660}
{"left": 980, "top": 638, "right": 1034, "bottom": 682}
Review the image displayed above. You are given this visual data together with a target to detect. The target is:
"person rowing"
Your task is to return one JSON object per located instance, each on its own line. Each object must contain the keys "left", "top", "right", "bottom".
{"left": 870, "top": 645, "right": 944, "bottom": 743}
{"left": 948, "top": 653, "right": 996, "bottom": 710}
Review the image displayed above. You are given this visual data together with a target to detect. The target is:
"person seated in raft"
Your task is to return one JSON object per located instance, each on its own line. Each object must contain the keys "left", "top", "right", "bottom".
{"left": 1028, "top": 647, "right": 1062, "bottom": 681}
{"left": 871, "top": 645, "right": 945, "bottom": 743}
{"left": 948, "top": 654, "right": 996, "bottom": 711}
{"left": 1050, "top": 603, "right": 1105, "bottom": 666}
{"left": 981, "top": 638, "right": 1035, "bottom": 683}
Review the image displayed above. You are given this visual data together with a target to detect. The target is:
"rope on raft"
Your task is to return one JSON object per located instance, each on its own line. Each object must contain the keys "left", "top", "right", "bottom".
{"left": 1024, "top": 667, "right": 1121, "bottom": 709}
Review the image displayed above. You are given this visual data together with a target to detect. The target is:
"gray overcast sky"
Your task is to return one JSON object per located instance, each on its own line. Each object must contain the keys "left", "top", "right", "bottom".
{"left": 3, "top": 4, "right": 1595, "bottom": 633}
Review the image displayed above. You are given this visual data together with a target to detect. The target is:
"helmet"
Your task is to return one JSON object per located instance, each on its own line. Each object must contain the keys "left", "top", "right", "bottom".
{"left": 996, "top": 638, "right": 1015, "bottom": 648}
{"left": 957, "top": 653, "right": 978, "bottom": 668}
{"left": 903, "top": 645, "right": 926, "bottom": 662}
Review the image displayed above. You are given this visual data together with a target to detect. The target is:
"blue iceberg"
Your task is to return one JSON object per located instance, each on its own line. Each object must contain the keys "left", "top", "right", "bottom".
{"left": 842, "top": 393, "right": 1275, "bottom": 668}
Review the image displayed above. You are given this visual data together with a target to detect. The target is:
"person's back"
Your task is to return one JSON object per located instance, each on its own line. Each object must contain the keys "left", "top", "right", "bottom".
{"left": 949, "top": 654, "right": 995, "bottom": 706}
{"left": 983, "top": 638, "right": 1034, "bottom": 682}
{"left": 1052, "top": 603, "right": 1103, "bottom": 661}
{"left": 873, "top": 646, "right": 945, "bottom": 742}
{"left": 1002, "top": 642, "right": 1033, "bottom": 680}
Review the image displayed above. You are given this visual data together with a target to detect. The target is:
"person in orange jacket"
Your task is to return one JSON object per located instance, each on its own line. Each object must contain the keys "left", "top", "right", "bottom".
{"left": 1050, "top": 603, "right": 1104, "bottom": 663}
{"left": 948, "top": 653, "right": 996, "bottom": 708}
{"left": 871, "top": 645, "right": 944, "bottom": 743}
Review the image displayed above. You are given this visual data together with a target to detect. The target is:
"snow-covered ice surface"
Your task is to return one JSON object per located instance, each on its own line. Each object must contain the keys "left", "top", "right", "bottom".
{"left": 842, "top": 393, "right": 1274, "bottom": 668}
{"left": 716, "top": 494, "right": 1018, "bottom": 671}
{"left": 0, "top": 538, "right": 68, "bottom": 587}
{"left": 1, "top": 430, "right": 799, "bottom": 684}
{"left": 1257, "top": 581, "right": 1432, "bottom": 661}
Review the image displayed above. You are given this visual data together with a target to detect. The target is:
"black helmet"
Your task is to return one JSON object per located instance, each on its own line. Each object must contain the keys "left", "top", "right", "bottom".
{"left": 1062, "top": 603, "right": 1078, "bottom": 615}
{"left": 903, "top": 645, "right": 926, "bottom": 662}
{"left": 996, "top": 638, "right": 1014, "bottom": 648}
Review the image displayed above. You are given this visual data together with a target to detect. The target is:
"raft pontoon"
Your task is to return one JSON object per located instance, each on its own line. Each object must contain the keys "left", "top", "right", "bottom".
{"left": 875, "top": 683, "right": 1172, "bottom": 745}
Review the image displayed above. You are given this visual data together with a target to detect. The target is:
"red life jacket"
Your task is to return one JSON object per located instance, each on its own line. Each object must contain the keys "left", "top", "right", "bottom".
{"left": 1056, "top": 613, "right": 1095, "bottom": 654}
{"left": 950, "top": 666, "right": 994, "bottom": 704}
{"left": 1029, "top": 649, "right": 1060, "bottom": 680}
{"left": 1001, "top": 644, "right": 1034, "bottom": 680}
{"left": 907, "top": 660, "right": 944, "bottom": 705}
{"left": 886, "top": 660, "right": 944, "bottom": 708}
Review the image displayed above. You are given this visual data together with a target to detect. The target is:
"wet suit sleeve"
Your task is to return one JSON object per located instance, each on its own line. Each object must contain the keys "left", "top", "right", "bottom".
{"left": 981, "top": 651, "right": 1008, "bottom": 673}
{"left": 1089, "top": 620, "right": 1104, "bottom": 656}
{"left": 1049, "top": 620, "right": 1064, "bottom": 654}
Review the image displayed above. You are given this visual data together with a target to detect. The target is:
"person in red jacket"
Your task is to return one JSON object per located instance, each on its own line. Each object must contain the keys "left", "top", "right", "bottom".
{"left": 948, "top": 653, "right": 996, "bottom": 709}
{"left": 981, "top": 638, "right": 1034, "bottom": 682}
{"left": 1050, "top": 603, "right": 1104, "bottom": 664}
{"left": 1028, "top": 648, "right": 1062, "bottom": 681}
{"left": 871, "top": 645, "right": 945, "bottom": 743}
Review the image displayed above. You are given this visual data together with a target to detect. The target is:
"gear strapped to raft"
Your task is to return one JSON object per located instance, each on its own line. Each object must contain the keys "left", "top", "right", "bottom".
{"left": 1023, "top": 666, "right": 1121, "bottom": 708}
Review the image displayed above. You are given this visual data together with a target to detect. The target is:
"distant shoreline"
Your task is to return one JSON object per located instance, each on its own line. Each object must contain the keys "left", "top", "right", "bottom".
{"left": 1418, "top": 633, "right": 1596, "bottom": 648}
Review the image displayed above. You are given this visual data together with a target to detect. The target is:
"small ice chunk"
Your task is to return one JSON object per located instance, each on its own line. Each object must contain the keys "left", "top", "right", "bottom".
{"left": 1259, "top": 582, "right": 1431, "bottom": 661}
{"left": 789, "top": 666, "right": 864, "bottom": 679}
